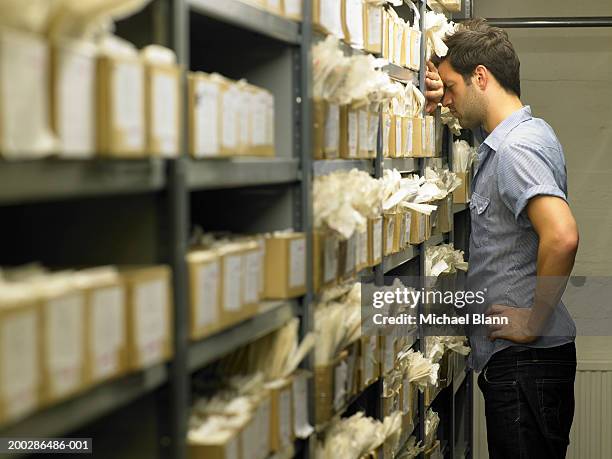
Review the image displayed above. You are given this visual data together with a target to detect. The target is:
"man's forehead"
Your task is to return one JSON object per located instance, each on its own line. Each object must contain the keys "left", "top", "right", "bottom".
{"left": 438, "top": 61, "right": 459, "bottom": 83}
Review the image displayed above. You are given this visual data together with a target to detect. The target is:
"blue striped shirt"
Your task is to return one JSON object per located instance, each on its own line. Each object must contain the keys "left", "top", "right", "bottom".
{"left": 466, "top": 105, "right": 576, "bottom": 371}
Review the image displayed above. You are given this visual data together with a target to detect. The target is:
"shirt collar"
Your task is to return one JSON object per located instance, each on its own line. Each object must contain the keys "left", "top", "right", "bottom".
{"left": 482, "top": 105, "right": 533, "bottom": 152}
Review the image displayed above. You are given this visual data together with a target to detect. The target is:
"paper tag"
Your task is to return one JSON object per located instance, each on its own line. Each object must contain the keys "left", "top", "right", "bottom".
{"left": 405, "top": 213, "right": 412, "bottom": 244}
{"left": 114, "top": 61, "right": 144, "bottom": 150}
{"left": 293, "top": 374, "right": 313, "bottom": 439}
{"left": 279, "top": 388, "right": 292, "bottom": 447}
{"left": 346, "top": 0, "right": 364, "bottom": 47}
{"left": 359, "top": 110, "right": 368, "bottom": 154}
{"left": 57, "top": 48, "right": 95, "bottom": 155}
{"left": 152, "top": 72, "right": 178, "bottom": 156}
{"left": 387, "top": 218, "right": 395, "bottom": 251}
{"left": 421, "top": 118, "right": 427, "bottom": 152}
{"left": 267, "top": 0, "right": 282, "bottom": 13}
{"left": 413, "top": 31, "right": 421, "bottom": 69}
{"left": 345, "top": 234, "right": 356, "bottom": 274}
{"left": 223, "top": 255, "right": 242, "bottom": 312}
{"left": 394, "top": 24, "right": 403, "bottom": 65}
{"left": 195, "top": 80, "right": 219, "bottom": 156}
{"left": 367, "top": 112, "right": 378, "bottom": 152}
{"left": 222, "top": 88, "right": 238, "bottom": 149}
{"left": 47, "top": 293, "right": 84, "bottom": 397}
{"left": 334, "top": 360, "right": 348, "bottom": 410}
{"left": 367, "top": 5, "right": 382, "bottom": 47}
{"left": 399, "top": 218, "right": 406, "bottom": 247}
{"left": 196, "top": 261, "right": 220, "bottom": 327}
{"left": 358, "top": 230, "right": 368, "bottom": 267}
{"left": 289, "top": 238, "right": 306, "bottom": 288}
{"left": 388, "top": 19, "right": 395, "bottom": 63}
{"left": 382, "top": 114, "right": 391, "bottom": 155}
{"left": 404, "top": 28, "right": 413, "bottom": 68}
{"left": 395, "top": 117, "right": 402, "bottom": 155}
{"left": 252, "top": 92, "right": 266, "bottom": 146}
{"left": 325, "top": 103, "right": 340, "bottom": 152}
{"left": 324, "top": 236, "right": 338, "bottom": 283}
{"left": 134, "top": 279, "right": 167, "bottom": 366}
{"left": 238, "top": 92, "right": 250, "bottom": 149}
{"left": 348, "top": 110, "right": 358, "bottom": 157}
{"left": 321, "top": 0, "right": 343, "bottom": 38}
{"left": 244, "top": 252, "right": 259, "bottom": 305}
{"left": 373, "top": 220, "right": 382, "bottom": 261}
{"left": 429, "top": 117, "right": 436, "bottom": 154}
{"left": 403, "top": 118, "right": 412, "bottom": 154}
{"left": 1, "top": 311, "right": 38, "bottom": 419}
{"left": 256, "top": 243, "right": 265, "bottom": 295}
{"left": 91, "top": 286, "right": 124, "bottom": 380}
{"left": 419, "top": 213, "right": 426, "bottom": 241}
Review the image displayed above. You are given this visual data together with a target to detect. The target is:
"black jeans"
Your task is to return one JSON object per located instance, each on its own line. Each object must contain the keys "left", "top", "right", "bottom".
{"left": 477, "top": 342, "right": 577, "bottom": 459}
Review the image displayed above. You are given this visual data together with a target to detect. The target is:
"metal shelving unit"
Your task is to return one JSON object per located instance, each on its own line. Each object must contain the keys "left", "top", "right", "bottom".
{"left": 383, "top": 158, "right": 419, "bottom": 173}
{"left": 383, "top": 246, "right": 418, "bottom": 273}
{"left": 313, "top": 159, "right": 375, "bottom": 176}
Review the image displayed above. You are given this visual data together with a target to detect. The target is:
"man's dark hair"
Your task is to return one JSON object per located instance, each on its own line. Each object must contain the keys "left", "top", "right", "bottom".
{"left": 433, "top": 18, "right": 521, "bottom": 97}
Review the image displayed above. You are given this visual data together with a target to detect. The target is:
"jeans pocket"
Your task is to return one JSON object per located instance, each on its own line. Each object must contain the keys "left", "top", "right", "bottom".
{"left": 483, "top": 365, "right": 518, "bottom": 386}
{"left": 537, "top": 378, "right": 574, "bottom": 442}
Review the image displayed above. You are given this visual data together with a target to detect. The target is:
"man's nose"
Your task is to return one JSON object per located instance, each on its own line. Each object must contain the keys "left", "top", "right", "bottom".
{"left": 442, "top": 92, "right": 452, "bottom": 107}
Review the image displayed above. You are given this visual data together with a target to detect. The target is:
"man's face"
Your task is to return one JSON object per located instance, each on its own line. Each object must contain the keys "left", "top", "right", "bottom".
{"left": 438, "top": 60, "right": 485, "bottom": 129}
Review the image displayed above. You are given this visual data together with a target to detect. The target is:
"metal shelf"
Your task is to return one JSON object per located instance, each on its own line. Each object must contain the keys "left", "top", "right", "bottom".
{"left": 0, "top": 364, "right": 167, "bottom": 440}
{"left": 0, "top": 159, "right": 166, "bottom": 206}
{"left": 383, "top": 246, "right": 418, "bottom": 273}
{"left": 383, "top": 158, "right": 419, "bottom": 173}
{"left": 188, "top": 300, "right": 298, "bottom": 371}
{"left": 383, "top": 64, "right": 419, "bottom": 85}
{"left": 424, "top": 234, "right": 446, "bottom": 247}
{"left": 313, "top": 159, "right": 374, "bottom": 176}
{"left": 453, "top": 203, "right": 468, "bottom": 214}
{"left": 188, "top": 0, "right": 300, "bottom": 44}
{"left": 187, "top": 157, "right": 300, "bottom": 190}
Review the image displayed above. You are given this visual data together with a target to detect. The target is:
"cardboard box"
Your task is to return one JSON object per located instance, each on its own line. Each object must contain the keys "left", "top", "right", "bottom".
{"left": 380, "top": 335, "right": 396, "bottom": 376}
{"left": 432, "top": 195, "right": 452, "bottom": 235}
{"left": 358, "top": 108, "right": 369, "bottom": 158}
{"left": 382, "top": 111, "right": 392, "bottom": 158}
{"left": 383, "top": 213, "right": 396, "bottom": 256}
{"left": 252, "top": 390, "right": 272, "bottom": 459}
{"left": 364, "top": 3, "right": 383, "bottom": 54}
{"left": 390, "top": 115, "right": 404, "bottom": 158}
{"left": 453, "top": 171, "right": 471, "bottom": 204}
{"left": 188, "top": 429, "right": 241, "bottom": 459}
{"left": 121, "top": 266, "right": 173, "bottom": 371}
{"left": 0, "top": 291, "right": 41, "bottom": 425}
{"left": 266, "top": 378, "right": 294, "bottom": 453}
{"left": 333, "top": 352, "right": 349, "bottom": 411}
{"left": 382, "top": 10, "right": 390, "bottom": 60}
{"left": 338, "top": 234, "right": 356, "bottom": 280}
{"left": 367, "top": 110, "right": 379, "bottom": 158}
{"left": 355, "top": 228, "right": 369, "bottom": 272}
{"left": 368, "top": 216, "right": 383, "bottom": 266}
{"left": 50, "top": 39, "right": 97, "bottom": 158}
{"left": 241, "top": 241, "right": 262, "bottom": 314}
{"left": 291, "top": 370, "right": 311, "bottom": 440}
{"left": 313, "top": 0, "right": 344, "bottom": 39}
{"left": 313, "top": 99, "right": 341, "bottom": 159}
{"left": 216, "top": 244, "right": 246, "bottom": 325}
{"left": 219, "top": 78, "right": 240, "bottom": 156}
{"left": 424, "top": 440, "right": 442, "bottom": 459}
{"left": 342, "top": 0, "right": 364, "bottom": 48}
{"left": 409, "top": 116, "right": 423, "bottom": 157}
{"left": 404, "top": 27, "right": 413, "bottom": 70}
{"left": 339, "top": 105, "right": 359, "bottom": 159}
{"left": 0, "top": 27, "right": 53, "bottom": 158}
{"left": 393, "top": 20, "right": 405, "bottom": 67}
{"left": 406, "top": 209, "right": 428, "bottom": 244}
{"left": 187, "top": 250, "right": 222, "bottom": 340}
{"left": 79, "top": 270, "right": 128, "bottom": 386}
{"left": 188, "top": 72, "right": 222, "bottom": 158}
{"left": 264, "top": 233, "right": 306, "bottom": 299}
{"left": 312, "top": 99, "right": 326, "bottom": 159}
{"left": 266, "top": 0, "right": 285, "bottom": 15}
{"left": 145, "top": 63, "right": 180, "bottom": 157}
{"left": 39, "top": 280, "right": 86, "bottom": 404}
{"left": 252, "top": 86, "right": 275, "bottom": 157}
{"left": 402, "top": 117, "right": 414, "bottom": 157}
{"left": 360, "top": 334, "right": 380, "bottom": 389}
{"left": 393, "top": 212, "right": 403, "bottom": 253}
{"left": 409, "top": 28, "right": 421, "bottom": 71}
{"left": 97, "top": 55, "right": 145, "bottom": 157}
{"left": 425, "top": 115, "right": 436, "bottom": 156}
{"left": 346, "top": 341, "right": 360, "bottom": 398}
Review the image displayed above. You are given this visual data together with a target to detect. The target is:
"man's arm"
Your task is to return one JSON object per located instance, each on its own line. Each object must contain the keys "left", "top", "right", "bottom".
{"left": 488, "top": 196, "right": 579, "bottom": 342}
{"left": 425, "top": 61, "right": 444, "bottom": 114}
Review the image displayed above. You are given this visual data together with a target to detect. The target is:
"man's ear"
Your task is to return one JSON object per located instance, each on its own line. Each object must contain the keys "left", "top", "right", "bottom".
{"left": 473, "top": 64, "right": 488, "bottom": 91}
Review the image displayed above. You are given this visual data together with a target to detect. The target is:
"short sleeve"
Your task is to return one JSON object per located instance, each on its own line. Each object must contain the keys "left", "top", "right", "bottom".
{"left": 497, "top": 143, "right": 567, "bottom": 222}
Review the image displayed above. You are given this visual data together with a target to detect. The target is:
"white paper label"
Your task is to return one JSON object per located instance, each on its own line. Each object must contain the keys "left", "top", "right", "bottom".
{"left": 225, "top": 436, "right": 239, "bottom": 459}
{"left": 413, "top": 31, "right": 421, "bottom": 69}
{"left": 293, "top": 374, "right": 313, "bottom": 439}
{"left": 348, "top": 111, "right": 358, "bottom": 157}
{"left": 325, "top": 103, "right": 340, "bottom": 152}
{"left": 419, "top": 213, "right": 426, "bottom": 241}
{"left": 404, "top": 28, "right": 413, "bottom": 68}
{"left": 134, "top": 279, "right": 167, "bottom": 366}
{"left": 223, "top": 255, "right": 242, "bottom": 312}
{"left": 422, "top": 118, "right": 427, "bottom": 152}
{"left": 91, "top": 286, "right": 124, "bottom": 380}
{"left": 373, "top": 220, "right": 382, "bottom": 261}
{"left": 321, "top": 0, "right": 343, "bottom": 38}
{"left": 222, "top": 88, "right": 238, "bottom": 149}
{"left": 334, "top": 360, "right": 348, "bottom": 410}
{"left": 58, "top": 49, "right": 95, "bottom": 155}
{"left": 289, "top": 238, "right": 306, "bottom": 289}
{"left": 404, "top": 118, "right": 413, "bottom": 154}
{"left": 324, "top": 236, "right": 338, "bottom": 283}
{"left": 1, "top": 311, "right": 38, "bottom": 419}
{"left": 399, "top": 218, "right": 406, "bottom": 247}
{"left": 238, "top": 91, "right": 250, "bottom": 148}
{"left": 358, "top": 110, "right": 368, "bottom": 154}
{"left": 195, "top": 80, "right": 219, "bottom": 156}
{"left": 47, "top": 293, "right": 84, "bottom": 397}
{"left": 252, "top": 92, "right": 266, "bottom": 146}
{"left": 367, "top": 6, "right": 382, "bottom": 47}
{"left": 285, "top": 0, "right": 302, "bottom": 17}
{"left": 388, "top": 20, "right": 395, "bottom": 63}
{"left": 265, "top": 93, "right": 274, "bottom": 146}
{"left": 383, "top": 115, "right": 391, "bottom": 155}
{"left": 405, "top": 213, "right": 412, "bottom": 244}
{"left": 267, "top": 0, "right": 282, "bottom": 12}
{"left": 196, "top": 262, "right": 220, "bottom": 328}
{"left": 244, "top": 252, "right": 259, "bottom": 305}
{"left": 346, "top": 0, "right": 364, "bottom": 47}
{"left": 152, "top": 72, "right": 177, "bottom": 156}
{"left": 358, "top": 230, "right": 368, "bottom": 267}
{"left": 345, "top": 234, "right": 356, "bottom": 274}
{"left": 114, "top": 61, "right": 144, "bottom": 150}
{"left": 279, "top": 388, "right": 292, "bottom": 447}
{"left": 367, "top": 112, "right": 378, "bottom": 152}
{"left": 387, "top": 218, "right": 395, "bottom": 252}
{"left": 394, "top": 24, "right": 403, "bottom": 65}
{"left": 429, "top": 118, "right": 436, "bottom": 153}
{"left": 395, "top": 118, "right": 402, "bottom": 155}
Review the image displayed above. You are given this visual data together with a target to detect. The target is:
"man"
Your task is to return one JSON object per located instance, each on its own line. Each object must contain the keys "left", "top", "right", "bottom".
{"left": 425, "top": 19, "right": 579, "bottom": 458}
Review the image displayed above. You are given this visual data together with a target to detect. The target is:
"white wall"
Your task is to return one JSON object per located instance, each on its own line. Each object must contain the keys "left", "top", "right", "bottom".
{"left": 470, "top": 1, "right": 612, "bottom": 457}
